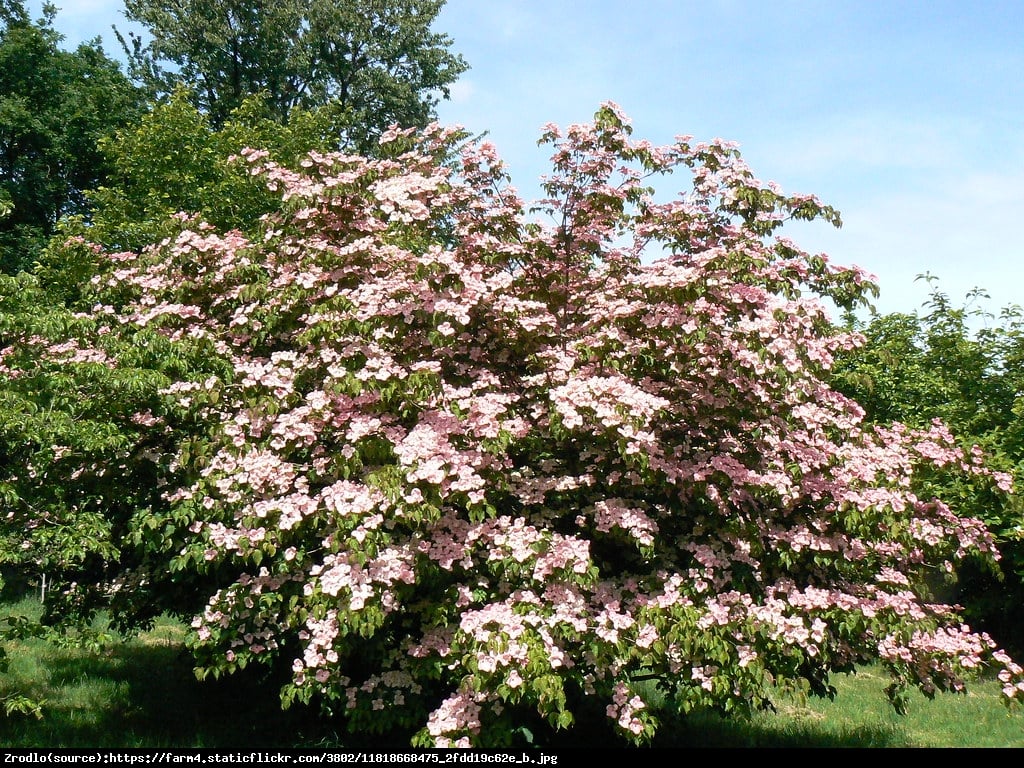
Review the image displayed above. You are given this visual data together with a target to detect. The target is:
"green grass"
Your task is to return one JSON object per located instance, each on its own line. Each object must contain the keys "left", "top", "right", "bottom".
{"left": 647, "top": 666, "right": 1024, "bottom": 748}
{"left": 2, "top": 596, "right": 1023, "bottom": 748}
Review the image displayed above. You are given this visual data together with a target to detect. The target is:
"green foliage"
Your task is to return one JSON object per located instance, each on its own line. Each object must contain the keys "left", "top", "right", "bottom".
{"left": 0, "top": 266, "right": 230, "bottom": 638}
{"left": 0, "top": 0, "right": 144, "bottom": 273}
{"left": 60, "top": 89, "right": 344, "bottom": 255}
{"left": 117, "top": 0, "right": 468, "bottom": 151}
{"left": 833, "top": 275, "right": 1024, "bottom": 655}
{"left": 1, "top": 689, "right": 43, "bottom": 719}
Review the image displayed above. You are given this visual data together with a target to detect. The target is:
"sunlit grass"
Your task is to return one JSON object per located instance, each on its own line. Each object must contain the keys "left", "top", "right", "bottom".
{"left": 669, "top": 666, "right": 1024, "bottom": 748}
{"left": 2, "top": 596, "right": 1022, "bottom": 748}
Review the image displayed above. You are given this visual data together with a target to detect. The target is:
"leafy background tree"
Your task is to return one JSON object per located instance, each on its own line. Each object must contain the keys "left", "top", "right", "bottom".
{"left": 72, "top": 89, "right": 345, "bottom": 255}
{"left": 833, "top": 277, "right": 1024, "bottom": 658}
{"left": 0, "top": 0, "right": 143, "bottom": 273}
{"left": 0, "top": 261, "right": 215, "bottom": 629}
{"left": 116, "top": 0, "right": 469, "bottom": 151}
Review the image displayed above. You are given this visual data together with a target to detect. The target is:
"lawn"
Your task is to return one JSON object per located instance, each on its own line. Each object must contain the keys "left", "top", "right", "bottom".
{"left": 2, "top": 597, "right": 1022, "bottom": 748}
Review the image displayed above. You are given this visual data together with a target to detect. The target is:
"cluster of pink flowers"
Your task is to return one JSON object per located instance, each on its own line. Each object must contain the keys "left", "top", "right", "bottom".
{"left": 41, "top": 339, "right": 113, "bottom": 366}
{"left": 606, "top": 681, "right": 647, "bottom": 736}
{"left": 426, "top": 687, "right": 486, "bottom": 747}
{"left": 589, "top": 499, "right": 658, "bottom": 547}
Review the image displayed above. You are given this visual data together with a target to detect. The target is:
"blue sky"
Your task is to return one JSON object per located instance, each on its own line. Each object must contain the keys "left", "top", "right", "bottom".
{"left": 34, "top": 0, "right": 1024, "bottom": 320}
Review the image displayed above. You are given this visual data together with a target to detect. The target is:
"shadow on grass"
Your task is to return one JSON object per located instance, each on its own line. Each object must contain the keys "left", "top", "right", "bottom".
{"left": 475, "top": 696, "right": 911, "bottom": 750}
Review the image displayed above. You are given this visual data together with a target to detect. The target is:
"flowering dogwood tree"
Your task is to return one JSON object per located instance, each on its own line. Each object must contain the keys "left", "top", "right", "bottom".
{"left": 16, "top": 103, "right": 1022, "bottom": 745}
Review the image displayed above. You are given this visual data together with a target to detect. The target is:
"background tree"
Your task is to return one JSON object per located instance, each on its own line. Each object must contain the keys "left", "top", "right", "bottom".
{"left": 72, "top": 88, "right": 344, "bottom": 255}
{"left": 117, "top": 0, "right": 468, "bottom": 151}
{"left": 832, "top": 278, "right": 1024, "bottom": 658}
{"left": 0, "top": 0, "right": 143, "bottom": 273}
